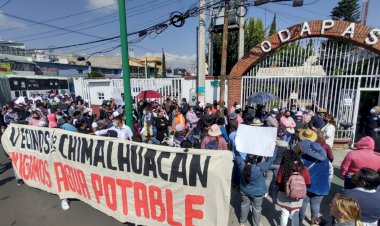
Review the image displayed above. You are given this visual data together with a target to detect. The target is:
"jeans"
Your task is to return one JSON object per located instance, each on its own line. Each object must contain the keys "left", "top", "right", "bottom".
{"left": 281, "top": 208, "right": 300, "bottom": 226}
{"left": 240, "top": 192, "right": 264, "bottom": 226}
{"left": 264, "top": 165, "right": 280, "bottom": 193}
{"left": 299, "top": 193, "right": 324, "bottom": 222}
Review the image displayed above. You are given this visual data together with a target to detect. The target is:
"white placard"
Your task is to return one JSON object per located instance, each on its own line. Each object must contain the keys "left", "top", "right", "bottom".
{"left": 343, "top": 98, "right": 353, "bottom": 106}
{"left": 289, "top": 92, "right": 298, "bottom": 99}
{"left": 111, "top": 92, "right": 124, "bottom": 106}
{"left": 235, "top": 124, "right": 277, "bottom": 157}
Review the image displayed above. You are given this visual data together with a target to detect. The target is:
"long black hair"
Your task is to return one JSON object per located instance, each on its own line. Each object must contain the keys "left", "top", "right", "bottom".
{"left": 243, "top": 154, "right": 259, "bottom": 183}
{"left": 280, "top": 143, "right": 304, "bottom": 182}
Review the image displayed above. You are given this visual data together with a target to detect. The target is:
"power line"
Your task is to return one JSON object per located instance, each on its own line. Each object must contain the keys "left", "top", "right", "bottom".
{"left": 0, "top": 3, "right": 117, "bottom": 32}
{"left": 0, "top": 0, "right": 12, "bottom": 9}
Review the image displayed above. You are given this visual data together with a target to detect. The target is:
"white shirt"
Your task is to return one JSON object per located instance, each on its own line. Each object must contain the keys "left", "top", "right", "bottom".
{"left": 321, "top": 123, "right": 335, "bottom": 148}
{"left": 95, "top": 124, "right": 133, "bottom": 140}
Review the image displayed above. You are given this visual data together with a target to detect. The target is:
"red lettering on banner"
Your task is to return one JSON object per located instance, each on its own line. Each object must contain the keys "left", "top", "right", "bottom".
{"left": 54, "top": 162, "right": 91, "bottom": 200}
{"left": 10, "top": 152, "right": 19, "bottom": 170}
{"left": 103, "top": 176, "right": 117, "bottom": 211}
{"left": 134, "top": 182, "right": 150, "bottom": 218}
{"left": 185, "top": 195, "right": 204, "bottom": 226}
{"left": 54, "top": 162, "right": 69, "bottom": 192}
{"left": 149, "top": 185, "right": 166, "bottom": 222}
{"left": 166, "top": 189, "right": 182, "bottom": 226}
{"left": 20, "top": 153, "right": 29, "bottom": 180}
{"left": 44, "top": 161, "right": 52, "bottom": 188}
{"left": 91, "top": 173, "right": 103, "bottom": 204}
{"left": 116, "top": 179, "right": 132, "bottom": 215}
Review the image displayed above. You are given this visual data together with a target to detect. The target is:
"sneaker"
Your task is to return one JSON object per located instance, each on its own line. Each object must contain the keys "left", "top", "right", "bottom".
{"left": 264, "top": 193, "right": 268, "bottom": 198}
{"left": 16, "top": 179, "right": 24, "bottom": 185}
{"left": 61, "top": 199, "right": 70, "bottom": 210}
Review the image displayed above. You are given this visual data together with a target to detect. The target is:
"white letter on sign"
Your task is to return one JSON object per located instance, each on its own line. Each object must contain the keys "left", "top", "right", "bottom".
{"left": 261, "top": 41, "right": 272, "bottom": 53}
{"left": 365, "top": 29, "right": 380, "bottom": 45}
{"left": 278, "top": 29, "right": 291, "bottom": 43}
{"left": 321, "top": 20, "right": 334, "bottom": 34}
{"left": 341, "top": 23, "right": 356, "bottom": 38}
{"left": 300, "top": 22, "right": 311, "bottom": 36}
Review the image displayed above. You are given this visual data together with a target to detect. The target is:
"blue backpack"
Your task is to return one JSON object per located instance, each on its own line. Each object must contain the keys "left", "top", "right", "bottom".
{"left": 205, "top": 140, "right": 218, "bottom": 150}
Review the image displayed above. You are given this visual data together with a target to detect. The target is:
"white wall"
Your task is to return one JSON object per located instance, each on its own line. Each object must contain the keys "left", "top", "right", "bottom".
{"left": 88, "top": 81, "right": 112, "bottom": 105}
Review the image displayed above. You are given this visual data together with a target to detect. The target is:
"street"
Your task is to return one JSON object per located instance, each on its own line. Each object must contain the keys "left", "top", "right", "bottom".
{"left": 0, "top": 145, "right": 347, "bottom": 226}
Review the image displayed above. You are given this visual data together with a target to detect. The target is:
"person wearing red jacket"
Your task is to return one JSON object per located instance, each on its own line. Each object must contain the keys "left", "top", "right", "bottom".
{"left": 341, "top": 136, "right": 380, "bottom": 189}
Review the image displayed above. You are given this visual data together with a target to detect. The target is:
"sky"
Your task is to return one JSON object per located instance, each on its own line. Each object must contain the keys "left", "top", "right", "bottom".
{"left": 0, "top": 0, "right": 379, "bottom": 68}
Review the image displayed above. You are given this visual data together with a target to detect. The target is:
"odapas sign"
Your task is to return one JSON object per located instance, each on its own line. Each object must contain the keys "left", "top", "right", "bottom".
{"left": 260, "top": 20, "right": 380, "bottom": 53}
{"left": 1, "top": 124, "right": 233, "bottom": 226}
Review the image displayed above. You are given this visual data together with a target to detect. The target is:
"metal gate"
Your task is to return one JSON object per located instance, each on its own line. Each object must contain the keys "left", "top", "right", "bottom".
{"left": 241, "top": 38, "right": 380, "bottom": 139}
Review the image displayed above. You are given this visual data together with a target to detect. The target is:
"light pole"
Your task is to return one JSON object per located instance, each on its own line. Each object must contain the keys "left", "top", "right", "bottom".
{"left": 118, "top": 0, "right": 133, "bottom": 128}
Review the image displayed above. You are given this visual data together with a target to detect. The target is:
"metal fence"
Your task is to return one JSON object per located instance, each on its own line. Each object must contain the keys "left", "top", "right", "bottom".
{"left": 111, "top": 78, "right": 183, "bottom": 103}
{"left": 241, "top": 38, "right": 380, "bottom": 139}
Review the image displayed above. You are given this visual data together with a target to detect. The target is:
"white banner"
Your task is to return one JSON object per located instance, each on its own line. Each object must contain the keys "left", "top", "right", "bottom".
{"left": 1, "top": 124, "right": 233, "bottom": 226}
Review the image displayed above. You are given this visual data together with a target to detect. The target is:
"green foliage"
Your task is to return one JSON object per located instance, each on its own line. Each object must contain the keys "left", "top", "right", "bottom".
{"left": 88, "top": 71, "right": 104, "bottom": 78}
{"left": 162, "top": 49, "right": 166, "bottom": 78}
{"left": 269, "top": 14, "right": 277, "bottom": 36}
{"left": 330, "top": 0, "right": 360, "bottom": 23}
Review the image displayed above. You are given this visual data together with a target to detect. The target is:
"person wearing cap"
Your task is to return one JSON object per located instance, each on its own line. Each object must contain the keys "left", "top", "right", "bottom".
{"left": 235, "top": 105, "right": 244, "bottom": 124}
{"left": 280, "top": 110, "right": 296, "bottom": 143}
{"left": 95, "top": 115, "right": 133, "bottom": 140}
{"left": 228, "top": 112, "right": 239, "bottom": 133}
{"left": 308, "top": 108, "right": 326, "bottom": 131}
{"left": 298, "top": 140, "right": 330, "bottom": 225}
{"left": 266, "top": 109, "right": 279, "bottom": 128}
{"left": 294, "top": 111, "right": 306, "bottom": 132}
{"left": 200, "top": 124, "right": 228, "bottom": 150}
{"left": 341, "top": 136, "right": 380, "bottom": 189}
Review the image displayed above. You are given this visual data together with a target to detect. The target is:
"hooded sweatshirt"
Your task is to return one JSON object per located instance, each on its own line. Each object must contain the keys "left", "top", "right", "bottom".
{"left": 341, "top": 136, "right": 380, "bottom": 177}
{"left": 47, "top": 113, "right": 58, "bottom": 128}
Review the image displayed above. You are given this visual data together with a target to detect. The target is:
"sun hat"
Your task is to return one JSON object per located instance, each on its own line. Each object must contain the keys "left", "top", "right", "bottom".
{"left": 208, "top": 124, "right": 222, "bottom": 137}
{"left": 286, "top": 128, "right": 295, "bottom": 134}
{"left": 112, "top": 111, "right": 120, "bottom": 117}
{"left": 317, "top": 108, "right": 327, "bottom": 113}
{"left": 299, "top": 129, "right": 317, "bottom": 142}
{"left": 300, "top": 140, "right": 326, "bottom": 160}
{"left": 235, "top": 104, "right": 242, "bottom": 110}
{"left": 83, "top": 109, "right": 90, "bottom": 114}
{"left": 38, "top": 121, "right": 47, "bottom": 127}
{"left": 295, "top": 111, "right": 303, "bottom": 116}
{"left": 272, "top": 108, "right": 279, "bottom": 112}
{"left": 229, "top": 112, "right": 237, "bottom": 120}
{"left": 250, "top": 117, "right": 264, "bottom": 126}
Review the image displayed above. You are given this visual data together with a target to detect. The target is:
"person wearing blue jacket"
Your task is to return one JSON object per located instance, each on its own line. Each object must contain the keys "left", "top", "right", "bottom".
{"left": 298, "top": 140, "right": 330, "bottom": 225}
{"left": 236, "top": 149, "right": 278, "bottom": 226}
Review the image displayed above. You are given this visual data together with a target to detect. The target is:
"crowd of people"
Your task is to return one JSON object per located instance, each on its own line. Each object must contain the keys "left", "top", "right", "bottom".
{"left": 0, "top": 93, "right": 380, "bottom": 225}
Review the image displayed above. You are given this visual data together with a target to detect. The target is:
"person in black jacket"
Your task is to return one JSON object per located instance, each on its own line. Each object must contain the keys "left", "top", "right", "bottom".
{"left": 365, "top": 106, "right": 380, "bottom": 152}
{"left": 180, "top": 98, "right": 190, "bottom": 115}
{"left": 154, "top": 110, "right": 169, "bottom": 143}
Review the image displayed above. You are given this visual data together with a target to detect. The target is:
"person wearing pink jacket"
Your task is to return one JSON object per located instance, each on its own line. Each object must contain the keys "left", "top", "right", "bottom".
{"left": 341, "top": 136, "right": 380, "bottom": 189}
{"left": 280, "top": 110, "right": 296, "bottom": 143}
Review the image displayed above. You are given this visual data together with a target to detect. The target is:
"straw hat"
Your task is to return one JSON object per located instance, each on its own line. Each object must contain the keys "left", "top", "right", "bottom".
{"left": 317, "top": 108, "right": 327, "bottom": 113}
{"left": 299, "top": 129, "right": 317, "bottom": 142}
{"left": 208, "top": 124, "right": 222, "bottom": 137}
{"left": 251, "top": 118, "right": 264, "bottom": 126}
{"left": 286, "top": 128, "right": 295, "bottom": 134}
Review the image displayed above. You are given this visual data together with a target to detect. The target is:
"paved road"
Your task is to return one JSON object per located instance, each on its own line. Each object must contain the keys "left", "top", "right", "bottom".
{"left": 0, "top": 145, "right": 348, "bottom": 226}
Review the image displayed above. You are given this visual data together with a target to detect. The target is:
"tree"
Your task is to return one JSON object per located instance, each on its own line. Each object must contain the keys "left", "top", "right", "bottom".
{"left": 162, "top": 48, "right": 166, "bottom": 78}
{"left": 269, "top": 14, "right": 277, "bottom": 36}
{"left": 244, "top": 17, "right": 255, "bottom": 53}
{"left": 330, "top": 0, "right": 360, "bottom": 23}
{"left": 253, "top": 18, "right": 265, "bottom": 47}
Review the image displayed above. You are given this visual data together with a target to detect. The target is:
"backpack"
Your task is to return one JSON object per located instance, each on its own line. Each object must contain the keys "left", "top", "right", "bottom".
{"left": 205, "top": 139, "right": 218, "bottom": 150}
{"left": 285, "top": 172, "right": 307, "bottom": 200}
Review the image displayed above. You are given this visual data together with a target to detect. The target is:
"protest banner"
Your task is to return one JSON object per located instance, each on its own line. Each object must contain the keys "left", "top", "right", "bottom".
{"left": 235, "top": 124, "right": 277, "bottom": 157}
{"left": 1, "top": 124, "right": 233, "bottom": 226}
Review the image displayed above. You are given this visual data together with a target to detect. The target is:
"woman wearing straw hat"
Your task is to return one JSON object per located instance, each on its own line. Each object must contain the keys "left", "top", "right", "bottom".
{"left": 200, "top": 124, "right": 228, "bottom": 150}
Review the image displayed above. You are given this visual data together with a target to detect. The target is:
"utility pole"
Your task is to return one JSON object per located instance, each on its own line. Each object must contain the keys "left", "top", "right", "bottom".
{"left": 198, "top": 0, "right": 206, "bottom": 105}
{"left": 238, "top": 0, "right": 245, "bottom": 59}
{"left": 219, "top": 0, "right": 229, "bottom": 108}
{"left": 145, "top": 57, "right": 148, "bottom": 79}
{"left": 208, "top": 0, "right": 214, "bottom": 77}
{"left": 118, "top": 0, "right": 133, "bottom": 128}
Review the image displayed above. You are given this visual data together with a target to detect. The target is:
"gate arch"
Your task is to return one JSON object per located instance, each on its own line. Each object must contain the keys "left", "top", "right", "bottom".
{"left": 228, "top": 20, "right": 380, "bottom": 107}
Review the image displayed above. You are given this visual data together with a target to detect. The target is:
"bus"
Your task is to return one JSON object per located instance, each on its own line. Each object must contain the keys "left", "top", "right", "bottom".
{"left": 0, "top": 75, "right": 70, "bottom": 102}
